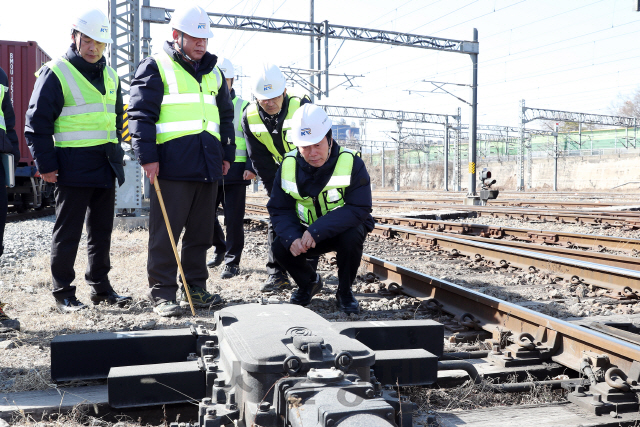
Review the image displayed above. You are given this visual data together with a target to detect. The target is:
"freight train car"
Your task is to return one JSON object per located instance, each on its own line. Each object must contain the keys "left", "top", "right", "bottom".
{"left": 0, "top": 40, "right": 53, "bottom": 211}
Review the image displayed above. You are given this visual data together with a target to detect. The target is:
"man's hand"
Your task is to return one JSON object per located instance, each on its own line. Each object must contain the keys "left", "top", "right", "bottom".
{"left": 142, "top": 162, "right": 160, "bottom": 184}
{"left": 222, "top": 160, "right": 231, "bottom": 175}
{"left": 290, "top": 238, "right": 307, "bottom": 257}
{"left": 243, "top": 170, "right": 256, "bottom": 180}
{"left": 41, "top": 171, "right": 58, "bottom": 183}
{"left": 301, "top": 230, "right": 316, "bottom": 250}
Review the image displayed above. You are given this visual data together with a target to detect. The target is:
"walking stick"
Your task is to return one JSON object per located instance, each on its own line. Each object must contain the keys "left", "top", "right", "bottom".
{"left": 153, "top": 178, "right": 196, "bottom": 316}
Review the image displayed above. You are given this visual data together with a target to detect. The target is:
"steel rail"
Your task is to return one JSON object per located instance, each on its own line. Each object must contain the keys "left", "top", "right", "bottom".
{"left": 245, "top": 203, "right": 640, "bottom": 294}
{"left": 372, "top": 197, "right": 630, "bottom": 209}
{"left": 6, "top": 207, "right": 55, "bottom": 223}
{"left": 361, "top": 254, "right": 640, "bottom": 376}
{"left": 374, "top": 214, "right": 640, "bottom": 255}
{"left": 373, "top": 224, "right": 640, "bottom": 295}
{"left": 373, "top": 202, "right": 640, "bottom": 228}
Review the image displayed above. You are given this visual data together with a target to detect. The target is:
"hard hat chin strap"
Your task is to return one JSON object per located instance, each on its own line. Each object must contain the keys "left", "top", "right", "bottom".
{"left": 179, "top": 32, "right": 196, "bottom": 63}
{"left": 177, "top": 31, "right": 206, "bottom": 64}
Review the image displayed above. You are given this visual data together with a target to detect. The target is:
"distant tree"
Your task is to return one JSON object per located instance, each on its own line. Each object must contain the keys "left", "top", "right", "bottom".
{"left": 540, "top": 120, "right": 592, "bottom": 132}
{"left": 614, "top": 88, "right": 640, "bottom": 119}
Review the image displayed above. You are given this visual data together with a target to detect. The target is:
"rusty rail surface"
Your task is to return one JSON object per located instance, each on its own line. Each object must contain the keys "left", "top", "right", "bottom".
{"left": 374, "top": 223, "right": 640, "bottom": 296}
{"left": 362, "top": 254, "right": 640, "bottom": 376}
{"left": 374, "top": 214, "right": 640, "bottom": 255}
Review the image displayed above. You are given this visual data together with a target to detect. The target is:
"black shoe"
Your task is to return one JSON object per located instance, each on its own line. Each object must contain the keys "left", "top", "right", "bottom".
{"left": 261, "top": 272, "right": 292, "bottom": 292}
{"left": 220, "top": 264, "right": 240, "bottom": 279}
{"left": 90, "top": 289, "right": 132, "bottom": 307}
{"left": 336, "top": 289, "right": 360, "bottom": 315}
{"left": 207, "top": 252, "right": 225, "bottom": 268}
{"left": 290, "top": 274, "right": 323, "bottom": 306}
{"left": 55, "top": 297, "right": 88, "bottom": 313}
{"left": 0, "top": 302, "right": 20, "bottom": 331}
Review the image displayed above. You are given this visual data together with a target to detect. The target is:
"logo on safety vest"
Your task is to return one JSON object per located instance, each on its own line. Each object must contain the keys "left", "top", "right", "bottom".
{"left": 109, "top": 89, "right": 115, "bottom": 96}
{"left": 301, "top": 128, "right": 311, "bottom": 136}
{"left": 198, "top": 23, "right": 206, "bottom": 29}
{"left": 100, "top": 26, "right": 108, "bottom": 33}
{"left": 264, "top": 84, "right": 272, "bottom": 91}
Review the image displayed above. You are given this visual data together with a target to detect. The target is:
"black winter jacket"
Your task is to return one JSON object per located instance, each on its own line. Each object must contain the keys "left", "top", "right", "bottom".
{"left": 220, "top": 88, "right": 254, "bottom": 186}
{"left": 25, "top": 46, "right": 125, "bottom": 187}
{"left": 267, "top": 141, "right": 374, "bottom": 250}
{"left": 242, "top": 94, "right": 310, "bottom": 195}
{"left": 128, "top": 41, "right": 235, "bottom": 183}
{"left": 0, "top": 66, "right": 21, "bottom": 165}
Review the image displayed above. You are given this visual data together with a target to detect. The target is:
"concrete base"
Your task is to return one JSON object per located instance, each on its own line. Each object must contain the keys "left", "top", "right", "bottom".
{"left": 463, "top": 196, "right": 482, "bottom": 206}
{"left": 0, "top": 385, "right": 198, "bottom": 424}
{"left": 426, "top": 402, "right": 640, "bottom": 427}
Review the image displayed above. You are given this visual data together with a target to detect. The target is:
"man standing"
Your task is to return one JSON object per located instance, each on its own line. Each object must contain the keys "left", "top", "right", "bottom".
{"left": 128, "top": 5, "right": 235, "bottom": 317}
{"left": 243, "top": 63, "right": 310, "bottom": 291}
{"left": 267, "top": 104, "right": 374, "bottom": 315}
{"left": 207, "top": 58, "right": 255, "bottom": 279}
{"left": 25, "top": 8, "right": 131, "bottom": 313}
{"left": 0, "top": 65, "right": 21, "bottom": 329}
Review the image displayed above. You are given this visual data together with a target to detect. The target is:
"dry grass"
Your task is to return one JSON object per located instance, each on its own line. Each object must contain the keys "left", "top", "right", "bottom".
{"left": 11, "top": 403, "right": 147, "bottom": 427}
{"left": 405, "top": 374, "right": 567, "bottom": 427}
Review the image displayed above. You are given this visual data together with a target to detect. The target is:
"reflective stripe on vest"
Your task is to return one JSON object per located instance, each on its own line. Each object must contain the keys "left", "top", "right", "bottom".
{"left": 245, "top": 95, "right": 302, "bottom": 164}
{"left": 154, "top": 52, "right": 222, "bottom": 144}
{"left": 232, "top": 96, "right": 249, "bottom": 162}
{"left": 0, "top": 84, "right": 5, "bottom": 131}
{"left": 280, "top": 147, "right": 356, "bottom": 226}
{"left": 44, "top": 58, "right": 119, "bottom": 148}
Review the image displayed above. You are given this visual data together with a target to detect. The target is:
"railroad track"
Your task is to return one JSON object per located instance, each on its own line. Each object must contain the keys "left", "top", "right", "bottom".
{"left": 373, "top": 197, "right": 631, "bottom": 209}
{"left": 6, "top": 207, "right": 55, "bottom": 223}
{"left": 361, "top": 254, "right": 640, "bottom": 382}
{"left": 246, "top": 202, "right": 640, "bottom": 297}
{"left": 374, "top": 214, "right": 640, "bottom": 255}
{"left": 373, "top": 223, "right": 640, "bottom": 297}
{"left": 374, "top": 202, "right": 640, "bottom": 228}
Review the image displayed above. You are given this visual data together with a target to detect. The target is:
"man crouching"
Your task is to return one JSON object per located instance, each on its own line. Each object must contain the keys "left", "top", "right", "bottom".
{"left": 267, "top": 104, "right": 374, "bottom": 314}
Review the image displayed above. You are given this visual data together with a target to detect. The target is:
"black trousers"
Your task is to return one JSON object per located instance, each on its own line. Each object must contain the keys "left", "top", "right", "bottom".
{"left": 266, "top": 221, "right": 285, "bottom": 275}
{"left": 148, "top": 179, "right": 217, "bottom": 302}
{"left": 51, "top": 184, "right": 116, "bottom": 300}
{"left": 211, "top": 183, "right": 246, "bottom": 266}
{"left": 272, "top": 224, "right": 368, "bottom": 292}
{"left": 0, "top": 161, "right": 6, "bottom": 257}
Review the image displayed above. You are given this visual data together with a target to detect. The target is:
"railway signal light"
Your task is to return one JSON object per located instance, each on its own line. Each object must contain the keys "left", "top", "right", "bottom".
{"left": 481, "top": 168, "right": 496, "bottom": 189}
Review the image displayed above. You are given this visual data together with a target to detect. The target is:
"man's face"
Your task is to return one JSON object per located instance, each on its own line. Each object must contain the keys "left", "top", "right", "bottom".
{"left": 299, "top": 137, "right": 330, "bottom": 168}
{"left": 172, "top": 30, "right": 207, "bottom": 61}
{"left": 225, "top": 78, "right": 233, "bottom": 93}
{"left": 258, "top": 89, "right": 286, "bottom": 115}
{"left": 72, "top": 33, "right": 106, "bottom": 64}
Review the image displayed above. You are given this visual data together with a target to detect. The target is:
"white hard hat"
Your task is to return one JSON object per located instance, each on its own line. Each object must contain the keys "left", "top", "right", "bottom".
{"left": 291, "top": 104, "right": 333, "bottom": 147}
{"left": 217, "top": 57, "right": 235, "bottom": 79}
{"left": 252, "top": 63, "right": 286, "bottom": 100}
{"left": 171, "top": 5, "right": 214, "bottom": 39}
{"left": 71, "top": 8, "right": 113, "bottom": 44}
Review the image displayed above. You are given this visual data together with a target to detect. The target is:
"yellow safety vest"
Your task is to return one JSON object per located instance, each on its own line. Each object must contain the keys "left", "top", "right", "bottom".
{"left": 154, "top": 52, "right": 223, "bottom": 144}
{"left": 232, "top": 96, "right": 249, "bottom": 162}
{"left": 0, "top": 83, "right": 6, "bottom": 131}
{"left": 280, "top": 147, "right": 358, "bottom": 226}
{"left": 41, "top": 58, "right": 118, "bottom": 147}
{"left": 245, "top": 95, "right": 302, "bottom": 164}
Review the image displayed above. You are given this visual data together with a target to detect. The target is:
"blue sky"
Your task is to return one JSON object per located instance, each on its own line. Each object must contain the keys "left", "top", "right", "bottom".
{"left": 3, "top": 0, "right": 639, "bottom": 141}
